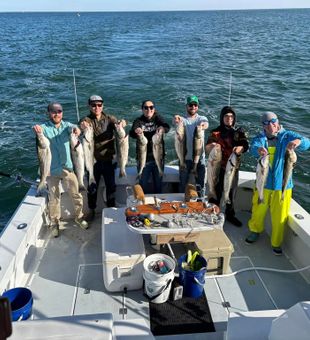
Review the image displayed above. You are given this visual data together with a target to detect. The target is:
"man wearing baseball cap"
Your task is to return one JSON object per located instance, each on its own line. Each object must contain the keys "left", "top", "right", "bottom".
{"left": 246, "top": 111, "right": 309, "bottom": 255}
{"left": 33, "top": 102, "right": 89, "bottom": 237}
{"left": 174, "top": 95, "right": 209, "bottom": 194}
{"left": 80, "top": 95, "right": 125, "bottom": 221}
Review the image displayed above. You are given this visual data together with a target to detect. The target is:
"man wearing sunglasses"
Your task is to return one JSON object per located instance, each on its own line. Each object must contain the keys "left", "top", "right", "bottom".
{"left": 246, "top": 111, "right": 309, "bottom": 255}
{"left": 80, "top": 95, "right": 125, "bottom": 221}
{"left": 174, "top": 95, "right": 209, "bottom": 194}
{"left": 33, "top": 102, "right": 88, "bottom": 237}
{"left": 206, "top": 106, "right": 249, "bottom": 227}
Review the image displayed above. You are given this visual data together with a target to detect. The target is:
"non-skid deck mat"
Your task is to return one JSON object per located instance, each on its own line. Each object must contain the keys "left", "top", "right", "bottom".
{"left": 149, "top": 290, "right": 215, "bottom": 336}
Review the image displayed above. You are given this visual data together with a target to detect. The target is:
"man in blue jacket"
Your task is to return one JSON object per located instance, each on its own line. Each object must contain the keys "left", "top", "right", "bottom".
{"left": 246, "top": 112, "right": 310, "bottom": 255}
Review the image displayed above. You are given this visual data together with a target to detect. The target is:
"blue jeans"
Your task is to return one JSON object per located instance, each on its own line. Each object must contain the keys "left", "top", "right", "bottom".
{"left": 139, "top": 161, "right": 162, "bottom": 194}
{"left": 179, "top": 160, "right": 206, "bottom": 196}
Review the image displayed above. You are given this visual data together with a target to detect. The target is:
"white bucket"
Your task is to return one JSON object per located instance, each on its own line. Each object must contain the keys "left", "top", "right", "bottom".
{"left": 143, "top": 253, "right": 175, "bottom": 304}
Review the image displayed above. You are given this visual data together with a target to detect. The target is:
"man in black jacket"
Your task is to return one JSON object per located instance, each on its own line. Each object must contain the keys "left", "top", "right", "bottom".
{"left": 80, "top": 95, "right": 125, "bottom": 220}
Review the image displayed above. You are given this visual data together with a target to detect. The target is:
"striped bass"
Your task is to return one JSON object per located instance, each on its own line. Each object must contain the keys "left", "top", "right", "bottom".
{"left": 223, "top": 152, "right": 241, "bottom": 205}
{"left": 70, "top": 132, "right": 85, "bottom": 191}
{"left": 82, "top": 125, "right": 95, "bottom": 187}
{"left": 137, "top": 133, "right": 148, "bottom": 178}
{"left": 152, "top": 129, "right": 164, "bottom": 177}
{"left": 207, "top": 144, "right": 222, "bottom": 201}
{"left": 115, "top": 123, "right": 129, "bottom": 178}
{"left": 256, "top": 154, "right": 269, "bottom": 204}
{"left": 282, "top": 149, "right": 297, "bottom": 200}
{"left": 36, "top": 133, "right": 51, "bottom": 195}
{"left": 192, "top": 125, "right": 204, "bottom": 176}
{"left": 175, "top": 122, "right": 186, "bottom": 170}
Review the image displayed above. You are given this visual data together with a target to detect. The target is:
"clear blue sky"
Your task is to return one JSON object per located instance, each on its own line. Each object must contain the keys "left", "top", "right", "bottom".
{"left": 1, "top": 1, "right": 309, "bottom": 12}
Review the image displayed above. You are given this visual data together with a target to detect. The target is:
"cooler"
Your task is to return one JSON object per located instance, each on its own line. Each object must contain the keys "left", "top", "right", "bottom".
{"left": 191, "top": 229, "right": 234, "bottom": 275}
{"left": 102, "top": 208, "right": 146, "bottom": 292}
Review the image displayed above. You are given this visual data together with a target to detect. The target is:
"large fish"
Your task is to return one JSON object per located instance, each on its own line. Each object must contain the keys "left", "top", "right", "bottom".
{"left": 152, "top": 129, "right": 164, "bottom": 177}
{"left": 282, "top": 149, "right": 297, "bottom": 200}
{"left": 82, "top": 125, "right": 95, "bottom": 187}
{"left": 115, "top": 123, "right": 129, "bottom": 178}
{"left": 256, "top": 154, "right": 269, "bottom": 204}
{"left": 70, "top": 131, "right": 85, "bottom": 191}
{"left": 175, "top": 122, "right": 186, "bottom": 170}
{"left": 207, "top": 144, "right": 222, "bottom": 200}
{"left": 137, "top": 132, "right": 148, "bottom": 178}
{"left": 223, "top": 152, "right": 241, "bottom": 205}
{"left": 192, "top": 125, "right": 204, "bottom": 176}
{"left": 36, "top": 133, "right": 51, "bottom": 195}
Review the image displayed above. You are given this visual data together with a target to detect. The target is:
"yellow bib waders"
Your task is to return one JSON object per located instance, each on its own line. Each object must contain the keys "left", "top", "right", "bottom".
{"left": 248, "top": 147, "right": 292, "bottom": 247}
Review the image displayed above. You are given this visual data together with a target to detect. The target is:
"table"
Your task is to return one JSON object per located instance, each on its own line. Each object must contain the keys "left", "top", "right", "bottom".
{"left": 125, "top": 196, "right": 224, "bottom": 244}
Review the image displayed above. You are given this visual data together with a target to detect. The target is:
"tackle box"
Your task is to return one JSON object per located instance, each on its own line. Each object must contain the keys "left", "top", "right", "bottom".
{"left": 190, "top": 229, "right": 234, "bottom": 275}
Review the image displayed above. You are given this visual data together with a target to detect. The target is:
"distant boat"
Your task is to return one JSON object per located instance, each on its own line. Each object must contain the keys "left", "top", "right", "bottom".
{"left": 77, "top": 13, "right": 80, "bottom": 17}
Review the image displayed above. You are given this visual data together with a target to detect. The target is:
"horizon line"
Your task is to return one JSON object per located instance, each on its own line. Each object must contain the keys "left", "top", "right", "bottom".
{"left": 0, "top": 7, "right": 309, "bottom": 14}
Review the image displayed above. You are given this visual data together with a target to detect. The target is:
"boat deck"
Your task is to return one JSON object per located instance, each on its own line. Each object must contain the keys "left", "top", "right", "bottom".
{"left": 25, "top": 209, "right": 310, "bottom": 338}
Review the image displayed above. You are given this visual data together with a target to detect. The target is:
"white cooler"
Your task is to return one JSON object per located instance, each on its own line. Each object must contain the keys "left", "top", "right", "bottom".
{"left": 102, "top": 208, "right": 146, "bottom": 292}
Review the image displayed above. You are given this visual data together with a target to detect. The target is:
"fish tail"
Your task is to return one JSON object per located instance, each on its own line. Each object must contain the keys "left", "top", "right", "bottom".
{"left": 119, "top": 169, "right": 127, "bottom": 178}
{"left": 258, "top": 198, "right": 264, "bottom": 204}
{"left": 79, "top": 185, "right": 86, "bottom": 192}
{"left": 37, "top": 181, "right": 45, "bottom": 193}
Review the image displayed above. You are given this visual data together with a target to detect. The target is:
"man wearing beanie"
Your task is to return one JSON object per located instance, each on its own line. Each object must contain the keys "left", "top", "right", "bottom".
{"left": 246, "top": 111, "right": 310, "bottom": 255}
{"left": 206, "top": 106, "right": 249, "bottom": 227}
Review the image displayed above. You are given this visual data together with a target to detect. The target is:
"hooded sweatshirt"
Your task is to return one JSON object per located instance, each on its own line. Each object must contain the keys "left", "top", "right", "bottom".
{"left": 206, "top": 106, "right": 249, "bottom": 168}
{"left": 129, "top": 113, "right": 170, "bottom": 162}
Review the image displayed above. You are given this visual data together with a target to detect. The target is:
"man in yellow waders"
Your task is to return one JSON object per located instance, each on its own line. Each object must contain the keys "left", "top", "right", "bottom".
{"left": 246, "top": 112, "right": 310, "bottom": 255}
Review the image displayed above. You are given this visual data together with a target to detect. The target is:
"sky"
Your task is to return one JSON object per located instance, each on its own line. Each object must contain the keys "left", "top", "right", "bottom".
{"left": 0, "top": 0, "right": 310, "bottom": 12}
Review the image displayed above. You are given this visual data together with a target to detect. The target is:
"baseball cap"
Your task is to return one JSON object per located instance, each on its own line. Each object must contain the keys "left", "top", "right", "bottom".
{"left": 47, "top": 102, "right": 63, "bottom": 113}
{"left": 88, "top": 95, "right": 103, "bottom": 104}
{"left": 261, "top": 111, "right": 278, "bottom": 124}
{"left": 187, "top": 95, "right": 199, "bottom": 105}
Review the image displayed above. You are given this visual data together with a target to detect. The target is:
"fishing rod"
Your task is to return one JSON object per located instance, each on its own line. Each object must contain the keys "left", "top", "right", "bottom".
{"left": 228, "top": 71, "right": 232, "bottom": 106}
{"left": 0, "top": 171, "right": 37, "bottom": 186}
{"left": 72, "top": 68, "right": 80, "bottom": 122}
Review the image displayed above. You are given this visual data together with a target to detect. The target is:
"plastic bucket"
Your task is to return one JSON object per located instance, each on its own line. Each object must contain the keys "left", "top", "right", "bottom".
{"left": 143, "top": 253, "right": 175, "bottom": 304}
{"left": 178, "top": 254, "right": 207, "bottom": 298}
{"left": 2, "top": 287, "right": 33, "bottom": 321}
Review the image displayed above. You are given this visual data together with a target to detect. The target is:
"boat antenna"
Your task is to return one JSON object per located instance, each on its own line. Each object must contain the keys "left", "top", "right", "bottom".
{"left": 228, "top": 71, "right": 232, "bottom": 106}
{"left": 72, "top": 68, "right": 80, "bottom": 122}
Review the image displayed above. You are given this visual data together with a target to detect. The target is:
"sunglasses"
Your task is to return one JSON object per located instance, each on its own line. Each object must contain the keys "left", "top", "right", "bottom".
{"left": 51, "top": 109, "right": 63, "bottom": 114}
{"left": 143, "top": 105, "right": 154, "bottom": 110}
{"left": 188, "top": 103, "right": 198, "bottom": 107}
{"left": 263, "top": 118, "right": 278, "bottom": 126}
{"left": 91, "top": 103, "right": 103, "bottom": 108}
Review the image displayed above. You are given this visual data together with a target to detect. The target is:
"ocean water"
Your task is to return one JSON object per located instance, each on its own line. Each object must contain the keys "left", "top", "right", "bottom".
{"left": 0, "top": 9, "right": 309, "bottom": 231}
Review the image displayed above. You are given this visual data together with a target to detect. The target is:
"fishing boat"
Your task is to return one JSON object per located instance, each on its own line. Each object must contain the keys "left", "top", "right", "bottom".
{"left": 0, "top": 165, "right": 309, "bottom": 339}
